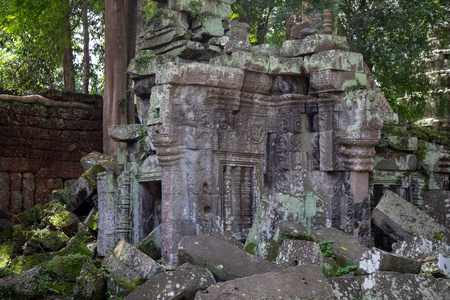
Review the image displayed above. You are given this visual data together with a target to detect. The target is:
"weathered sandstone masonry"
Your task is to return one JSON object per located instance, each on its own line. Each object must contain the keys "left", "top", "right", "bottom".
{"left": 0, "top": 90, "right": 103, "bottom": 213}
{"left": 97, "top": 1, "right": 394, "bottom": 268}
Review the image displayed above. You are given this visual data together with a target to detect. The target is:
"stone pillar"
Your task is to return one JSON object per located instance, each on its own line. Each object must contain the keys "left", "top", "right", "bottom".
{"left": 348, "top": 171, "right": 371, "bottom": 245}
{"left": 97, "top": 171, "right": 117, "bottom": 256}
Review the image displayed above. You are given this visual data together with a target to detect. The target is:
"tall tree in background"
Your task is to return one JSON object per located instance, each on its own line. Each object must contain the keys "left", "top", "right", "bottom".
{"left": 0, "top": 0, "right": 104, "bottom": 93}
{"left": 103, "top": 0, "right": 137, "bottom": 155}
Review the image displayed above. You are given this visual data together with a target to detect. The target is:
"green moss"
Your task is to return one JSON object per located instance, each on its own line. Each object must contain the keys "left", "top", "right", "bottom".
{"left": 0, "top": 267, "right": 13, "bottom": 278}
{"left": 35, "top": 229, "right": 69, "bottom": 251}
{"left": 10, "top": 253, "right": 55, "bottom": 274}
{"left": 58, "top": 240, "right": 92, "bottom": 257}
{"left": 48, "top": 282, "right": 75, "bottom": 295}
{"left": 244, "top": 242, "right": 256, "bottom": 255}
{"left": 432, "top": 233, "right": 443, "bottom": 241}
{"left": 0, "top": 242, "right": 13, "bottom": 268}
{"left": 46, "top": 209, "right": 78, "bottom": 235}
{"left": 16, "top": 204, "right": 45, "bottom": 227}
{"left": 43, "top": 254, "right": 90, "bottom": 282}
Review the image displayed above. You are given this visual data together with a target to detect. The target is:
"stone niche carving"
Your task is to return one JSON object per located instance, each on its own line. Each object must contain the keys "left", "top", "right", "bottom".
{"left": 98, "top": 1, "right": 387, "bottom": 267}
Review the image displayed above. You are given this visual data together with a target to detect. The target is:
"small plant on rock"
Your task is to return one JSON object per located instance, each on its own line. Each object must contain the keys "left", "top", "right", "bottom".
{"left": 319, "top": 240, "right": 336, "bottom": 258}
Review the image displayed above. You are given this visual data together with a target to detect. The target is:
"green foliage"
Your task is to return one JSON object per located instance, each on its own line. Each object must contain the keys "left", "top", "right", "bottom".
{"left": 141, "top": 0, "right": 158, "bottom": 21}
{"left": 336, "top": 259, "right": 358, "bottom": 276}
{"left": 319, "top": 240, "right": 336, "bottom": 258}
{"left": 0, "top": 0, "right": 105, "bottom": 93}
{"left": 188, "top": 0, "right": 204, "bottom": 22}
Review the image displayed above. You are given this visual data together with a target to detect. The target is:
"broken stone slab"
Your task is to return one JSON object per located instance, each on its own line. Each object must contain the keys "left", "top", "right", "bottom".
{"left": 0, "top": 266, "right": 48, "bottom": 299}
{"left": 124, "top": 263, "right": 215, "bottom": 300}
{"left": 328, "top": 276, "right": 364, "bottom": 300}
{"left": 195, "top": 264, "right": 334, "bottom": 300}
{"left": 358, "top": 248, "right": 422, "bottom": 274}
{"left": 106, "top": 276, "right": 140, "bottom": 299}
{"left": 224, "top": 20, "right": 251, "bottom": 53}
{"left": 210, "top": 51, "right": 270, "bottom": 73}
{"left": 280, "top": 34, "right": 349, "bottom": 57}
{"left": 151, "top": 40, "right": 221, "bottom": 61}
{"left": 252, "top": 43, "right": 281, "bottom": 56}
{"left": 191, "top": 16, "right": 225, "bottom": 40}
{"left": 309, "top": 69, "right": 367, "bottom": 93}
{"left": 128, "top": 54, "right": 189, "bottom": 77}
{"left": 140, "top": 27, "right": 191, "bottom": 50}
{"left": 420, "top": 254, "right": 450, "bottom": 277}
{"left": 137, "top": 225, "right": 162, "bottom": 261}
{"left": 210, "top": 231, "right": 244, "bottom": 248}
{"left": 392, "top": 236, "right": 450, "bottom": 260}
{"left": 80, "top": 151, "right": 117, "bottom": 172}
{"left": 177, "top": 235, "right": 281, "bottom": 282}
{"left": 290, "top": 20, "right": 318, "bottom": 39}
{"left": 102, "top": 253, "right": 141, "bottom": 284}
{"left": 373, "top": 153, "right": 417, "bottom": 171}
{"left": 312, "top": 227, "right": 370, "bottom": 267}
{"left": 423, "top": 190, "right": 450, "bottom": 231}
{"left": 141, "top": 9, "right": 188, "bottom": 34}
{"left": 108, "top": 124, "right": 147, "bottom": 142}
{"left": 113, "top": 240, "right": 165, "bottom": 281}
{"left": 268, "top": 56, "right": 306, "bottom": 75}
{"left": 307, "top": 50, "right": 364, "bottom": 73}
{"left": 372, "top": 190, "right": 450, "bottom": 243}
{"left": 360, "top": 271, "right": 450, "bottom": 299}
{"left": 276, "top": 220, "right": 311, "bottom": 240}
{"left": 58, "top": 165, "right": 105, "bottom": 211}
{"left": 275, "top": 239, "right": 322, "bottom": 268}
{"left": 168, "top": 0, "right": 233, "bottom": 20}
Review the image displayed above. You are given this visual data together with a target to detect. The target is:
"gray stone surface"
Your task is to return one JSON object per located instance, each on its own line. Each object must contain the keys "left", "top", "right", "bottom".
{"left": 420, "top": 254, "right": 450, "bottom": 277}
{"left": 0, "top": 266, "right": 47, "bottom": 299}
{"left": 276, "top": 239, "right": 322, "bottom": 268}
{"left": 178, "top": 235, "right": 281, "bottom": 281}
{"left": 58, "top": 165, "right": 105, "bottom": 211}
{"left": 280, "top": 34, "right": 349, "bottom": 57}
{"left": 195, "top": 265, "right": 334, "bottom": 300}
{"left": 224, "top": 20, "right": 251, "bottom": 53}
{"left": 102, "top": 253, "right": 141, "bottom": 284}
{"left": 313, "top": 227, "right": 370, "bottom": 266}
{"left": 108, "top": 124, "right": 147, "bottom": 142}
{"left": 113, "top": 240, "right": 164, "bottom": 280}
{"left": 328, "top": 276, "right": 363, "bottom": 300}
{"left": 423, "top": 190, "right": 450, "bottom": 231}
{"left": 392, "top": 236, "right": 450, "bottom": 260}
{"left": 358, "top": 248, "right": 422, "bottom": 274}
{"left": 360, "top": 272, "right": 450, "bottom": 300}
{"left": 80, "top": 151, "right": 118, "bottom": 172}
{"left": 372, "top": 190, "right": 450, "bottom": 243}
{"left": 124, "top": 263, "right": 215, "bottom": 300}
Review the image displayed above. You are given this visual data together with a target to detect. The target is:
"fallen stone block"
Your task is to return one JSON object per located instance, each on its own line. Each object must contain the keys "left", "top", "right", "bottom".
{"left": 312, "top": 227, "right": 370, "bottom": 266}
{"left": 423, "top": 190, "right": 450, "bottom": 231}
{"left": 392, "top": 236, "right": 450, "bottom": 260}
{"left": 58, "top": 165, "right": 105, "bottom": 211}
{"left": 360, "top": 272, "right": 450, "bottom": 299}
{"left": 280, "top": 34, "right": 349, "bottom": 57}
{"left": 372, "top": 190, "right": 450, "bottom": 243}
{"left": 210, "top": 231, "right": 244, "bottom": 248}
{"left": 106, "top": 276, "right": 140, "bottom": 299}
{"left": 124, "top": 263, "right": 215, "bottom": 300}
{"left": 137, "top": 225, "right": 162, "bottom": 261}
{"left": 358, "top": 248, "right": 422, "bottom": 274}
{"left": 113, "top": 240, "right": 164, "bottom": 281}
{"left": 328, "top": 276, "right": 363, "bottom": 300}
{"left": 102, "top": 253, "right": 141, "bottom": 284}
{"left": 276, "top": 239, "right": 322, "bottom": 268}
{"left": 80, "top": 151, "right": 117, "bottom": 172}
{"left": 177, "top": 235, "right": 281, "bottom": 281}
{"left": 195, "top": 264, "right": 334, "bottom": 300}
{"left": 0, "top": 266, "right": 48, "bottom": 299}
{"left": 108, "top": 124, "right": 146, "bottom": 142}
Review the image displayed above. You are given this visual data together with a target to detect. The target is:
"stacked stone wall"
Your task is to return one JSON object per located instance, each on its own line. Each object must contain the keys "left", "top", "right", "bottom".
{"left": 0, "top": 90, "right": 103, "bottom": 213}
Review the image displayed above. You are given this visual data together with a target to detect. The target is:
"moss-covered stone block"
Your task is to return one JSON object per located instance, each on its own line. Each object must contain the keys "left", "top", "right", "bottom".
{"left": 35, "top": 229, "right": 69, "bottom": 252}
{"left": 9, "top": 253, "right": 55, "bottom": 274}
{"left": 15, "top": 204, "right": 45, "bottom": 228}
{"left": 58, "top": 165, "right": 105, "bottom": 211}
{"left": 42, "top": 254, "right": 91, "bottom": 282}
{"left": 42, "top": 201, "right": 79, "bottom": 237}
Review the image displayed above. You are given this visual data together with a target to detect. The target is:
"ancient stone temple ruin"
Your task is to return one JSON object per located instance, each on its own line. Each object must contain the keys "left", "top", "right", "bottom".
{"left": 96, "top": 0, "right": 448, "bottom": 269}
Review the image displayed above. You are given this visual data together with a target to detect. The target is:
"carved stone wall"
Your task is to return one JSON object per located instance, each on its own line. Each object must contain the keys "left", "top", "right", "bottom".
{"left": 99, "top": 1, "right": 386, "bottom": 267}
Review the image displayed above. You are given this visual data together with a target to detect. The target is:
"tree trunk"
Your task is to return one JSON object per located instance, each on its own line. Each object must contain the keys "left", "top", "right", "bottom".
{"left": 62, "top": 15, "right": 76, "bottom": 92}
{"left": 82, "top": 0, "right": 90, "bottom": 94}
{"left": 103, "top": 0, "right": 137, "bottom": 155}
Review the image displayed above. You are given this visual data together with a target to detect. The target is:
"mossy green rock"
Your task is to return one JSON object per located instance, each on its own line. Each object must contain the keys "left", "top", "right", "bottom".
{"left": 43, "top": 254, "right": 90, "bottom": 282}
{"left": 0, "top": 242, "right": 13, "bottom": 268}
{"left": 58, "top": 239, "right": 92, "bottom": 257}
{"left": 42, "top": 201, "right": 79, "bottom": 236}
{"left": 9, "top": 253, "right": 55, "bottom": 274}
{"left": 36, "top": 229, "right": 69, "bottom": 251}
{"left": 15, "top": 204, "right": 45, "bottom": 227}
